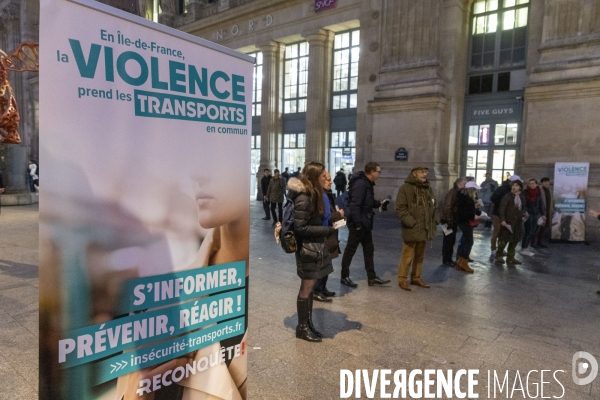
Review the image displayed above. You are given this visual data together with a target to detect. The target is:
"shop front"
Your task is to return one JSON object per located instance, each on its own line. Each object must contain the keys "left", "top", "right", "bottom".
{"left": 463, "top": 96, "right": 523, "bottom": 184}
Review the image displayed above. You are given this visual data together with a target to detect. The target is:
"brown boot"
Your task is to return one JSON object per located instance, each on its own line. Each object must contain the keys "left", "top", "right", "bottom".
{"left": 507, "top": 258, "right": 522, "bottom": 265}
{"left": 455, "top": 257, "right": 474, "bottom": 274}
{"left": 398, "top": 279, "right": 412, "bottom": 291}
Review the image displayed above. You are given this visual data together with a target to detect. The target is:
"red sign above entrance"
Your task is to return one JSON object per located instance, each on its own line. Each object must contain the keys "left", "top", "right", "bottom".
{"left": 315, "top": 0, "right": 337, "bottom": 12}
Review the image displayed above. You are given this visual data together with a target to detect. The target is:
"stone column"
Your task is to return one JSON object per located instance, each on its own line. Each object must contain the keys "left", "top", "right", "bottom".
{"left": 368, "top": 0, "right": 448, "bottom": 199}
{"left": 256, "top": 41, "right": 284, "bottom": 199}
{"left": 437, "top": 0, "right": 470, "bottom": 192}
{"left": 304, "top": 29, "right": 334, "bottom": 167}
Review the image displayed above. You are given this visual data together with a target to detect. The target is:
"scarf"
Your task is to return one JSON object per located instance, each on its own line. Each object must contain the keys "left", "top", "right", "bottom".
{"left": 322, "top": 192, "right": 331, "bottom": 226}
{"left": 514, "top": 193, "right": 522, "bottom": 210}
{"left": 526, "top": 187, "right": 539, "bottom": 203}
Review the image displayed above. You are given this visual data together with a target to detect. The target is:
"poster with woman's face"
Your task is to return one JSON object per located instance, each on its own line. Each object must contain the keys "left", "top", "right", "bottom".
{"left": 39, "top": 1, "right": 252, "bottom": 398}
{"left": 552, "top": 162, "right": 589, "bottom": 242}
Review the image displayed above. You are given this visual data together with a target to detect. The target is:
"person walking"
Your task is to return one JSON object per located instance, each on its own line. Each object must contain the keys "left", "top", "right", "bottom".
{"left": 496, "top": 180, "right": 527, "bottom": 265}
{"left": 281, "top": 167, "right": 290, "bottom": 185}
{"left": 266, "top": 169, "right": 285, "bottom": 226}
{"left": 340, "top": 162, "right": 391, "bottom": 288}
{"left": 455, "top": 181, "right": 482, "bottom": 273}
{"left": 532, "top": 177, "right": 554, "bottom": 248}
{"left": 479, "top": 173, "right": 498, "bottom": 228}
{"left": 286, "top": 162, "right": 338, "bottom": 342}
{"left": 261, "top": 169, "right": 272, "bottom": 220}
{"left": 333, "top": 169, "right": 347, "bottom": 197}
{"left": 313, "top": 172, "right": 344, "bottom": 302}
{"left": 490, "top": 174, "right": 521, "bottom": 260}
{"left": 395, "top": 166, "right": 440, "bottom": 291}
{"left": 439, "top": 177, "right": 467, "bottom": 267}
{"left": 520, "top": 179, "right": 545, "bottom": 256}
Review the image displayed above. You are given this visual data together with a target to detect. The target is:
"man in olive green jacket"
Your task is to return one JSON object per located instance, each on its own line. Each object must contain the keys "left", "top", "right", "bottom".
{"left": 395, "top": 166, "right": 440, "bottom": 291}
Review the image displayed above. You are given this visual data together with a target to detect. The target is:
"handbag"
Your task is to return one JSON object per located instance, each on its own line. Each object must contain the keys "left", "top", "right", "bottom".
{"left": 299, "top": 241, "right": 324, "bottom": 263}
{"left": 469, "top": 219, "right": 479, "bottom": 227}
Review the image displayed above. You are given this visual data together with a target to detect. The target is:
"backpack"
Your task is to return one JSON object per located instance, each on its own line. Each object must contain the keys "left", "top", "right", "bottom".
{"left": 279, "top": 199, "right": 298, "bottom": 253}
{"left": 335, "top": 191, "right": 350, "bottom": 217}
{"left": 336, "top": 178, "right": 367, "bottom": 222}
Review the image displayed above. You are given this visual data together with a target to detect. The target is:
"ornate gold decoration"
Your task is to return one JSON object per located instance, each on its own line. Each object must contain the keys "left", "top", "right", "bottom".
{"left": 0, "top": 43, "right": 39, "bottom": 144}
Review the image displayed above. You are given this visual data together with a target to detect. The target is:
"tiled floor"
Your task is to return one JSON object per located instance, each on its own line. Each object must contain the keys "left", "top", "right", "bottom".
{"left": 2, "top": 202, "right": 600, "bottom": 399}
{"left": 0, "top": 204, "right": 39, "bottom": 400}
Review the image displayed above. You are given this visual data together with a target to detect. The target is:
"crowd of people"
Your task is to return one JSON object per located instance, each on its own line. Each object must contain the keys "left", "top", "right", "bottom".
{"left": 258, "top": 162, "right": 599, "bottom": 342}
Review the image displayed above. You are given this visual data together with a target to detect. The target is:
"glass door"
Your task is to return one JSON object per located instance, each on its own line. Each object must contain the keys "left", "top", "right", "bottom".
{"left": 464, "top": 123, "right": 518, "bottom": 185}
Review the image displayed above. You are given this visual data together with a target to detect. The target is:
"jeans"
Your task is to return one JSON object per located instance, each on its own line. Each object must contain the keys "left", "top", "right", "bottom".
{"left": 522, "top": 213, "right": 539, "bottom": 249}
{"left": 442, "top": 222, "right": 457, "bottom": 262}
{"left": 457, "top": 223, "right": 474, "bottom": 259}
{"left": 341, "top": 228, "right": 376, "bottom": 280}
{"left": 270, "top": 202, "right": 283, "bottom": 222}
{"left": 397, "top": 241, "right": 426, "bottom": 281}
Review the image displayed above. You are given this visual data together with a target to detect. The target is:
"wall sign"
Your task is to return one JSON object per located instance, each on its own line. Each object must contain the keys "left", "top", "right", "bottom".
{"left": 215, "top": 14, "right": 273, "bottom": 41}
{"left": 466, "top": 98, "right": 523, "bottom": 122}
{"left": 315, "top": 0, "right": 338, "bottom": 12}
{"left": 395, "top": 147, "right": 409, "bottom": 161}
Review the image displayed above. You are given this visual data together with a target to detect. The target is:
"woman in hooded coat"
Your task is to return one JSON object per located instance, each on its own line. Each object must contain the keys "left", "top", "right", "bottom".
{"left": 286, "top": 162, "right": 337, "bottom": 342}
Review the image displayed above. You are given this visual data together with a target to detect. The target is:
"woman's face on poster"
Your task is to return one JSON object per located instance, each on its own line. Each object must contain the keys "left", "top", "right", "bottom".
{"left": 191, "top": 172, "right": 246, "bottom": 229}
{"left": 188, "top": 137, "right": 248, "bottom": 229}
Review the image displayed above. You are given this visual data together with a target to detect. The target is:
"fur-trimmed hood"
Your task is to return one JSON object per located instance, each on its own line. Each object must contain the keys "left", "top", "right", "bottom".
{"left": 286, "top": 177, "right": 306, "bottom": 201}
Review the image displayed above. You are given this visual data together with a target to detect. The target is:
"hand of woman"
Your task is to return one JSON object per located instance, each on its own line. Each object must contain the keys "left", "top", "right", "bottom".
{"left": 589, "top": 209, "right": 600, "bottom": 219}
{"left": 501, "top": 221, "right": 507, "bottom": 227}
{"left": 339, "top": 209, "right": 345, "bottom": 217}
{"left": 474, "top": 215, "right": 480, "bottom": 220}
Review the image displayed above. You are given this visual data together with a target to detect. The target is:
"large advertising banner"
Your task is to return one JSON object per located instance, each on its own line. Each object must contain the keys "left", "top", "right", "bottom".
{"left": 552, "top": 162, "right": 589, "bottom": 242}
{"left": 39, "top": 1, "right": 252, "bottom": 398}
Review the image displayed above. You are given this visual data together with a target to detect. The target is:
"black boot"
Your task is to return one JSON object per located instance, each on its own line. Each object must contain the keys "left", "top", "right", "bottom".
{"left": 307, "top": 293, "right": 322, "bottom": 338}
{"left": 296, "top": 296, "right": 321, "bottom": 342}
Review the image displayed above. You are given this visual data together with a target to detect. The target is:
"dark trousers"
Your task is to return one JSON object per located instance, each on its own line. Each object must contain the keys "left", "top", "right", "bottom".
{"left": 314, "top": 275, "right": 329, "bottom": 292}
{"left": 457, "top": 223, "right": 474, "bottom": 259}
{"left": 341, "top": 228, "right": 376, "bottom": 280}
{"left": 522, "top": 213, "right": 539, "bottom": 249}
{"left": 270, "top": 202, "right": 283, "bottom": 222}
{"left": 533, "top": 225, "right": 546, "bottom": 246}
{"left": 336, "top": 188, "right": 346, "bottom": 197}
{"left": 262, "top": 199, "right": 271, "bottom": 219}
{"left": 442, "top": 223, "right": 457, "bottom": 262}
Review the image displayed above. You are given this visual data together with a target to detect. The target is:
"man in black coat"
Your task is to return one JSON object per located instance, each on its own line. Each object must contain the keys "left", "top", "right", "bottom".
{"left": 333, "top": 169, "right": 347, "bottom": 196}
{"left": 439, "top": 177, "right": 467, "bottom": 267}
{"left": 340, "top": 162, "right": 391, "bottom": 287}
{"left": 260, "top": 169, "right": 272, "bottom": 220}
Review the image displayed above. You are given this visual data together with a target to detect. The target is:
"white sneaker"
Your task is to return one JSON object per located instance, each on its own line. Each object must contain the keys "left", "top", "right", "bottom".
{"left": 520, "top": 249, "right": 535, "bottom": 256}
